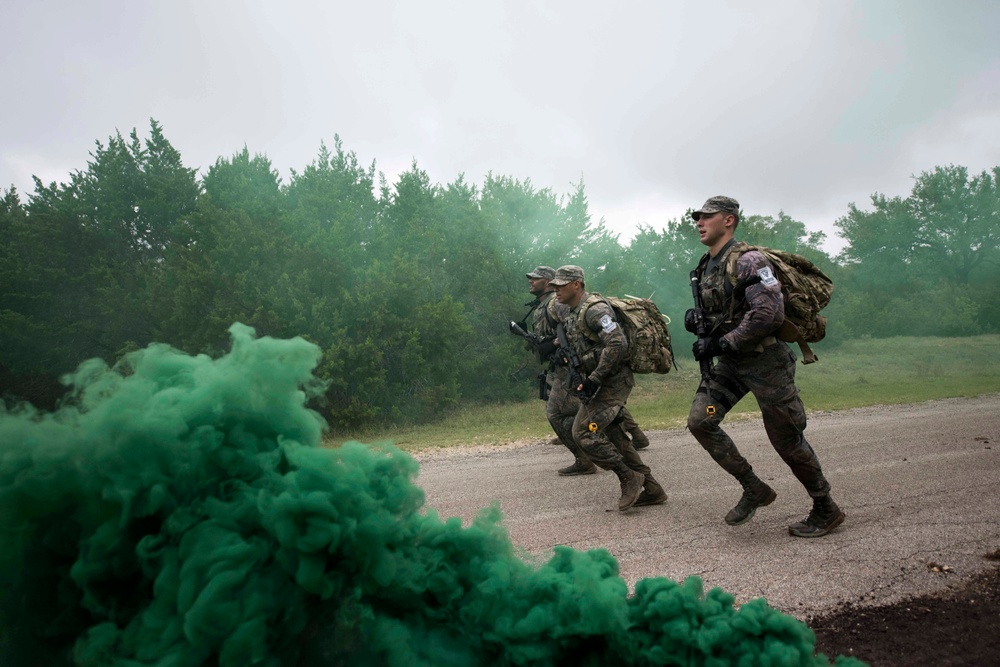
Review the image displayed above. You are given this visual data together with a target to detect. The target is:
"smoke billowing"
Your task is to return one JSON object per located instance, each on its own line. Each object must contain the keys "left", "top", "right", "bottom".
{"left": 0, "top": 324, "right": 863, "bottom": 665}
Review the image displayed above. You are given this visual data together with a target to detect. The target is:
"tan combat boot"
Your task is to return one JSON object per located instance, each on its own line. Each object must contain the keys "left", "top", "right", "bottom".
{"left": 614, "top": 464, "right": 645, "bottom": 510}
{"left": 633, "top": 473, "right": 668, "bottom": 507}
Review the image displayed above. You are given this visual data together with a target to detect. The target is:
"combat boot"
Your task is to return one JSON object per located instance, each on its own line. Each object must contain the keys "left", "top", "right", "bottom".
{"left": 788, "top": 495, "right": 845, "bottom": 538}
{"left": 630, "top": 428, "right": 650, "bottom": 450}
{"left": 558, "top": 459, "right": 597, "bottom": 476}
{"left": 614, "top": 464, "right": 645, "bottom": 510}
{"left": 725, "top": 474, "right": 777, "bottom": 525}
{"left": 633, "top": 473, "right": 667, "bottom": 507}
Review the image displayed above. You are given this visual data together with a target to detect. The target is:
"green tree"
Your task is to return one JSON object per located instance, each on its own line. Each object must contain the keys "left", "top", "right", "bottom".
{"left": 564, "top": 182, "right": 633, "bottom": 295}
{"left": 433, "top": 176, "right": 527, "bottom": 400}
{"left": 835, "top": 164, "right": 1000, "bottom": 336}
{"left": 619, "top": 217, "right": 701, "bottom": 323}
{"left": 317, "top": 255, "right": 473, "bottom": 426}
{"left": 201, "top": 146, "right": 284, "bottom": 220}
{"left": 285, "top": 138, "right": 379, "bottom": 302}
{"left": 838, "top": 165, "right": 1000, "bottom": 285}
{"left": 41, "top": 120, "right": 198, "bottom": 351}
{"left": 0, "top": 188, "right": 65, "bottom": 405}
{"left": 151, "top": 148, "right": 299, "bottom": 355}
{"left": 0, "top": 122, "right": 200, "bottom": 405}
{"left": 739, "top": 212, "right": 830, "bottom": 266}
{"left": 907, "top": 165, "right": 1000, "bottom": 285}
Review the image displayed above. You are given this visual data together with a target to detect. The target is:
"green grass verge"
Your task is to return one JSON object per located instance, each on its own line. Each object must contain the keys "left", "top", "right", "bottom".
{"left": 326, "top": 335, "right": 1000, "bottom": 452}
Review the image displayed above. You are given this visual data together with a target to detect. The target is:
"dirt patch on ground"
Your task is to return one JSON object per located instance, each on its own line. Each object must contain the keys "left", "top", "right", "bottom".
{"left": 809, "top": 558, "right": 1000, "bottom": 666}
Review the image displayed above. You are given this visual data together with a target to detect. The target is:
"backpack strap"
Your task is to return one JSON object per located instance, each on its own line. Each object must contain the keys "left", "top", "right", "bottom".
{"left": 723, "top": 241, "right": 753, "bottom": 290}
{"left": 695, "top": 251, "right": 711, "bottom": 275}
{"left": 703, "top": 241, "right": 750, "bottom": 332}
{"left": 576, "top": 293, "right": 606, "bottom": 343}
{"left": 518, "top": 298, "right": 541, "bottom": 330}
{"left": 542, "top": 292, "right": 559, "bottom": 330}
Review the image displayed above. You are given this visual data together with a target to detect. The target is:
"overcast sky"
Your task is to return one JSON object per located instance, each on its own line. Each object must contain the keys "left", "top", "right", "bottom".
{"left": 3, "top": 0, "right": 999, "bottom": 253}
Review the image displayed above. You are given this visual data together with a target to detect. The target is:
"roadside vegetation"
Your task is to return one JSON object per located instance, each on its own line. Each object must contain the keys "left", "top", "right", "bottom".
{"left": 330, "top": 335, "right": 1000, "bottom": 451}
{"left": 3, "top": 121, "right": 998, "bottom": 438}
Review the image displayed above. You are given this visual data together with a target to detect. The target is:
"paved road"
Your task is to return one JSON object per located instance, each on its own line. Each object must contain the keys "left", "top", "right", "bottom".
{"left": 415, "top": 394, "right": 1000, "bottom": 618}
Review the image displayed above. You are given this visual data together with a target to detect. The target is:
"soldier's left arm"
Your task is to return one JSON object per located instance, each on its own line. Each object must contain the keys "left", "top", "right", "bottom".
{"left": 721, "top": 251, "right": 785, "bottom": 352}
{"left": 587, "top": 302, "right": 628, "bottom": 382}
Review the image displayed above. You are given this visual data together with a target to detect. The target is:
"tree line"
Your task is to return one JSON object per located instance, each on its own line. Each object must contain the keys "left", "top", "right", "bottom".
{"left": 2, "top": 120, "right": 998, "bottom": 428}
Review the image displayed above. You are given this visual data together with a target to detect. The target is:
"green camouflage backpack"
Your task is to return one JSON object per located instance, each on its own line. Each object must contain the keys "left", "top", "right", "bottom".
{"left": 578, "top": 295, "right": 675, "bottom": 374}
{"left": 725, "top": 243, "right": 834, "bottom": 361}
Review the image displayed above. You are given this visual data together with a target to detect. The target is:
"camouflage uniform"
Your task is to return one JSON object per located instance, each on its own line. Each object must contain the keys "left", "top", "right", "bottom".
{"left": 552, "top": 272, "right": 665, "bottom": 509}
{"left": 688, "top": 239, "right": 831, "bottom": 497}
{"left": 687, "top": 196, "right": 843, "bottom": 536}
{"left": 531, "top": 281, "right": 650, "bottom": 473}
{"left": 532, "top": 290, "right": 593, "bottom": 471}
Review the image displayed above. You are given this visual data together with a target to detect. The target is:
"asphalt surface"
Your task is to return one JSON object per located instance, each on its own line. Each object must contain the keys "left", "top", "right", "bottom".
{"left": 415, "top": 394, "right": 1000, "bottom": 619}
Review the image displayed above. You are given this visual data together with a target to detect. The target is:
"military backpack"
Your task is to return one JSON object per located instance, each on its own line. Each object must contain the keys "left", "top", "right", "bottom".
{"left": 723, "top": 243, "right": 834, "bottom": 362}
{"left": 578, "top": 295, "right": 675, "bottom": 374}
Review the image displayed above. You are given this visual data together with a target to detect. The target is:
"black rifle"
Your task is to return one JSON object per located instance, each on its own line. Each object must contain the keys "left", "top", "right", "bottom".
{"left": 509, "top": 321, "right": 557, "bottom": 365}
{"left": 555, "top": 322, "right": 599, "bottom": 403}
{"left": 689, "top": 269, "right": 713, "bottom": 383}
{"left": 510, "top": 321, "right": 558, "bottom": 400}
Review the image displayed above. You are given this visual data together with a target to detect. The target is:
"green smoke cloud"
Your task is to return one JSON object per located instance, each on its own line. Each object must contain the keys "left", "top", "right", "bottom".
{"left": 0, "top": 324, "right": 864, "bottom": 666}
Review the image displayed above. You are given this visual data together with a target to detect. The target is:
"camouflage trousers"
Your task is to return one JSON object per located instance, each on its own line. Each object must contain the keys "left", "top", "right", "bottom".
{"left": 687, "top": 341, "right": 831, "bottom": 497}
{"left": 569, "top": 376, "right": 650, "bottom": 476}
{"left": 546, "top": 367, "right": 585, "bottom": 460}
{"left": 547, "top": 367, "right": 643, "bottom": 467}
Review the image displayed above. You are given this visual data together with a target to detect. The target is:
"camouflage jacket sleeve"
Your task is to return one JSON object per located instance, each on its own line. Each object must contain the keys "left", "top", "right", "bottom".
{"left": 722, "top": 250, "right": 785, "bottom": 352}
{"left": 584, "top": 300, "right": 628, "bottom": 382}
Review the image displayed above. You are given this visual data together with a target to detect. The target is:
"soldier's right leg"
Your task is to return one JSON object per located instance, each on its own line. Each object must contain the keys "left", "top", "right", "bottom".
{"left": 574, "top": 403, "right": 644, "bottom": 510}
{"left": 608, "top": 417, "right": 667, "bottom": 506}
{"left": 747, "top": 345, "right": 842, "bottom": 536}
{"left": 749, "top": 345, "right": 831, "bottom": 498}
{"left": 547, "top": 371, "right": 595, "bottom": 476}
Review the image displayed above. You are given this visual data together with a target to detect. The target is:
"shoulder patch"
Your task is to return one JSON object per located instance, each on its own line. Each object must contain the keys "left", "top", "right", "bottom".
{"left": 757, "top": 266, "right": 779, "bottom": 287}
{"left": 599, "top": 313, "right": 618, "bottom": 333}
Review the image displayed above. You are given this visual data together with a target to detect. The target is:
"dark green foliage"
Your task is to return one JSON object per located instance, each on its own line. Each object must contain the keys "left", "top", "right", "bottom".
{"left": 621, "top": 219, "right": 701, "bottom": 319}
{"left": 835, "top": 164, "right": 1000, "bottom": 338}
{"left": 1, "top": 119, "right": 995, "bottom": 426}
{"left": 0, "top": 120, "right": 200, "bottom": 403}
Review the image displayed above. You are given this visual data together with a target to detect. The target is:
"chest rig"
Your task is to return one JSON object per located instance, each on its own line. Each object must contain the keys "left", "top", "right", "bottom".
{"left": 532, "top": 292, "right": 559, "bottom": 338}
{"left": 696, "top": 241, "right": 748, "bottom": 334}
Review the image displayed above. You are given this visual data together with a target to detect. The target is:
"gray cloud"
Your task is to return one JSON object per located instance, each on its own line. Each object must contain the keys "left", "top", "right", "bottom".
{"left": 3, "top": 0, "right": 998, "bottom": 254}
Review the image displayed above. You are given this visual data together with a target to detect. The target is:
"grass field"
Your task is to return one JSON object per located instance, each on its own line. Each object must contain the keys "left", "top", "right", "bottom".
{"left": 326, "top": 335, "right": 1000, "bottom": 452}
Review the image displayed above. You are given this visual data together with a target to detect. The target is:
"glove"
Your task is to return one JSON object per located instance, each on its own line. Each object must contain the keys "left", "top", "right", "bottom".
{"left": 536, "top": 337, "right": 558, "bottom": 362}
{"left": 578, "top": 377, "right": 600, "bottom": 400}
{"left": 692, "top": 336, "right": 722, "bottom": 361}
{"left": 538, "top": 338, "right": 559, "bottom": 359}
{"left": 684, "top": 308, "right": 698, "bottom": 334}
